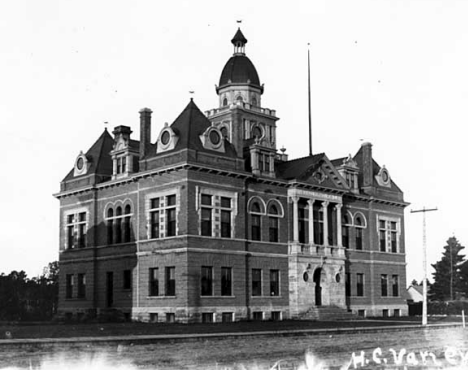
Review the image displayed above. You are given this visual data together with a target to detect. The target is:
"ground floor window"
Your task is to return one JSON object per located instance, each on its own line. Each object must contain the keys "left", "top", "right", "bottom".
{"left": 202, "top": 313, "right": 214, "bottom": 323}
{"left": 271, "top": 311, "right": 281, "bottom": 321}
{"left": 222, "top": 312, "right": 233, "bottom": 323}
{"left": 166, "top": 313, "right": 175, "bottom": 323}
{"left": 394, "top": 309, "right": 400, "bottom": 317}
{"left": 150, "top": 313, "right": 158, "bottom": 323}
{"left": 358, "top": 309, "right": 366, "bottom": 317}
{"left": 382, "top": 309, "right": 389, "bottom": 317}
{"left": 252, "top": 311, "right": 263, "bottom": 321}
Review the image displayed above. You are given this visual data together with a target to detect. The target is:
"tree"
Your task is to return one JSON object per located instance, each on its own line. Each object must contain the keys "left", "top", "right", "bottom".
{"left": 0, "top": 261, "right": 59, "bottom": 321}
{"left": 430, "top": 237, "right": 465, "bottom": 301}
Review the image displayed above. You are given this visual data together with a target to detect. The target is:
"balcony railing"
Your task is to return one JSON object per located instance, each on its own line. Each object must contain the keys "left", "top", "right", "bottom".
{"left": 289, "top": 243, "right": 345, "bottom": 258}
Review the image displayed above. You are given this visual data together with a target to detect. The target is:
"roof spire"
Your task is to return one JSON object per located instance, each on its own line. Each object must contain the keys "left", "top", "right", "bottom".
{"left": 231, "top": 24, "right": 247, "bottom": 55}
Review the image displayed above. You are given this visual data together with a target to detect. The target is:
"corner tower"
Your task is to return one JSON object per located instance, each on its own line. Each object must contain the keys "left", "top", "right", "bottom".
{"left": 206, "top": 28, "right": 279, "bottom": 178}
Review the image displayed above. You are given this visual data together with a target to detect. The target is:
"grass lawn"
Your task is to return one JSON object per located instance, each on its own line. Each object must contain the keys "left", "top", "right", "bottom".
{"left": 0, "top": 316, "right": 461, "bottom": 340}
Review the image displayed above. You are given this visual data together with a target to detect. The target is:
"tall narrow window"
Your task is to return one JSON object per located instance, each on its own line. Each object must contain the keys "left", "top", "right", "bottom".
{"left": 201, "top": 266, "right": 213, "bottom": 296}
{"left": 268, "top": 204, "right": 280, "bottom": 242}
{"left": 166, "top": 195, "right": 176, "bottom": 237}
{"left": 390, "top": 222, "right": 397, "bottom": 253}
{"left": 356, "top": 273, "right": 364, "bottom": 297}
{"left": 115, "top": 207, "right": 122, "bottom": 244}
{"left": 78, "top": 212, "right": 87, "bottom": 248}
{"left": 221, "top": 267, "right": 232, "bottom": 296}
{"left": 342, "top": 215, "right": 350, "bottom": 248}
{"left": 165, "top": 267, "right": 175, "bottom": 296}
{"left": 67, "top": 215, "right": 75, "bottom": 249}
{"left": 149, "top": 268, "right": 159, "bottom": 296}
{"left": 392, "top": 275, "right": 399, "bottom": 297}
{"left": 313, "top": 204, "right": 324, "bottom": 245}
{"left": 123, "top": 205, "right": 132, "bottom": 243}
{"left": 379, "top": 220, "right": 386, "bottom": 252}
{"left": 201, "top": 194, "right": 212, "bottom": 236}
{"left": 250, "top": 202, "right": 262, "bottom": 241}
{"left": 107, "top": 208, "right": 114, "bottom": 244}
{"left": 252, "top": 269, "right": 262, "bottom": 296}
{"left": 270, "top": 269, "right": 279, "bottom": 296}
{"left": 298, "top": 202, "right": 308, "bottom": 244}
{"left": 149, "top": 198, "right": 160, "bottom": 239}
{"left": 220, "top": 197, "right": 232, "bottom": 238}
{"left": 381, "top": 274, "right": 388, "bottom": 297}
{"left": 66, "top": 274, "right": 74, "bottom": 299}
{"left": 77, "top": 273, "right": 86, "bottom": 298}
{"left": 355, "top": 216, "right": 364, "bottom": 250}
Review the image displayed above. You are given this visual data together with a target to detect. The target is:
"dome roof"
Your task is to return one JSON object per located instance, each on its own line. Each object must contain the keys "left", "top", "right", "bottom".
{"left": 218, "top": 54, "right": 261, "bottom": 88}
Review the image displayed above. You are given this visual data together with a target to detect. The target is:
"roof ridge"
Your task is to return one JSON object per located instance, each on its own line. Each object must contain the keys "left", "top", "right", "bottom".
{"left": 283, "top": 152, "right": 325, "bottom": 164}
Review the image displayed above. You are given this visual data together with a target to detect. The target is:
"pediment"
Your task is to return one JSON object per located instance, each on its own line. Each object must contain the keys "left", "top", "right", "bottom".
{"left": 299, "top": 155, "right": 350, "bottom": 190}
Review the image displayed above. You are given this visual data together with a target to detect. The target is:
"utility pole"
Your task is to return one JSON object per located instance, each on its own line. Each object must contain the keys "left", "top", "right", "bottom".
{"left": 411, "top": 207, "right": 438, "bottom": 326}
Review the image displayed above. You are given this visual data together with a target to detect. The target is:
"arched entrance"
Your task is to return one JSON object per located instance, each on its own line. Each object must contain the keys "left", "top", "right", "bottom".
{"left": 313, "top": 268, "right": 322, "bottom": 306}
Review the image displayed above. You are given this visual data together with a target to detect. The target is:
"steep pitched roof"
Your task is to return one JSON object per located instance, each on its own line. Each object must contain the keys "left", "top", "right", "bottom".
{"left": 162, "top": 99, "right": 237, "bottom": 157}
{"left": 62, "top": 129, "right": 114, "bottom": 182}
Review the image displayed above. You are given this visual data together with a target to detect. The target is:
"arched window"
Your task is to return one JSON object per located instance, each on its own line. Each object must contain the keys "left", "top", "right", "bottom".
{"left": 123, "top": 205, "right": 132, "bottom": 243}
{"left": 268, "top": 204, "right": 279, "bottom": 242}
{"left": 107, "top": 208, "right": 114, "bottom": 245}
{"left": 236, "top": 95, "right": 243, "bottom": 103}
{"left": 250, "top": 202, "right": 262, "bottom": 241}
{"left": 115, "top": 207, "right": 122, "bottom": 244}
{"left": 342, "top": 214, "right": 350, "bottom": 248}
{"left": 252, "top": 97, "right": 258, "bottom": 106}
{"left": 223, "top": 98, "right": 228, "bottom": 106}
{"left": 355, "top": 215, "right": 365, "bottom": 250}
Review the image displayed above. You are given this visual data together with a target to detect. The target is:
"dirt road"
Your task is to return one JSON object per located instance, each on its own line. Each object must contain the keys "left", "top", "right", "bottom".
{"left": 1, "top": 326, "right": 468, "bottom": 369}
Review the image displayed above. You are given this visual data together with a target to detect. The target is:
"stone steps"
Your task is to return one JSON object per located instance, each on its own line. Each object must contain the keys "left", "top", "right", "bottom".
{"left": 299, "top": 305, "right": 358, "bottom": 321}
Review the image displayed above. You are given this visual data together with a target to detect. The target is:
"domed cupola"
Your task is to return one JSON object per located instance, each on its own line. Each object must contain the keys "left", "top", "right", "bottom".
{"left": 216, "top": 28, "right": 264, "bottom": 108}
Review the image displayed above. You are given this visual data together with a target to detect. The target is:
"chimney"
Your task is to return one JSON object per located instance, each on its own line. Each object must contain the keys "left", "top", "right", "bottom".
{"left": 361, "top": 141, "right": 373, "bottom": 187}
{"left": 139, "top": 108, "right": 152, "bottom": 160}
{"left": 112, "top": 125, "right": 132, "bottom": 143}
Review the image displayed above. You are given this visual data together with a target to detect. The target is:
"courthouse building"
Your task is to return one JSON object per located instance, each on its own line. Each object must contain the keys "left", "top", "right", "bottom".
{"left": 55, "top": 29, "right": 409, "bottom": 322}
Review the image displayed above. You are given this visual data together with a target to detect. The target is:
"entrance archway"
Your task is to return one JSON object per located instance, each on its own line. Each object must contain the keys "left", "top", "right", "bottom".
{"left": 313, "top": 268, "right": 322, "bottom": 306}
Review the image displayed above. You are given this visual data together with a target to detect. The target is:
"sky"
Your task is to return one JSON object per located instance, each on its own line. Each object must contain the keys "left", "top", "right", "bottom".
{"left": 1, "top": 0, "right": 467, "bottom": 284}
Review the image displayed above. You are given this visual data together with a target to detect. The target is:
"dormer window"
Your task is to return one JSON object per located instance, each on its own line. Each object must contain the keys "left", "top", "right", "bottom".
{"left": 157, "top": 125, "right": 179, "bottom": 154}
{"left": 74, "top": 152, "right": 89, "bottom": 177}
{"left": 200, "top": 127, "right": 225, "bottom": 153}
{"left": 376, "top": 167, "right": 391, "bottom": 187}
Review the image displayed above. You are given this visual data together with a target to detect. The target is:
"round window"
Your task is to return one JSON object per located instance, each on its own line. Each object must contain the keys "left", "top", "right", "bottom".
{"left": 382, "top": 169, "right": 389, "bottom": 183}
{"left": 210, "top": 130, "right": 221, "bottom": 145}
{"left": 303, "top": 272, "right": 309, "bottom": 282}
{"left": 335, "top": 274, "right": 341, "bottom": 283}
{"left": 76, "top": 157, "right": 84, "bottom": 170}
{"left": 161, "top": 130, "right": 170, "bottom": 145}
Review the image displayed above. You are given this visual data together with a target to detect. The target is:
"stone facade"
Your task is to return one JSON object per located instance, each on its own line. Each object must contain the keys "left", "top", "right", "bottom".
{"left": 55, "top": 28, "right": 409, "bottom": 323}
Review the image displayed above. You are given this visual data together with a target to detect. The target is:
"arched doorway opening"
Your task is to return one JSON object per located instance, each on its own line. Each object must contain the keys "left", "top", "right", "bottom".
{"left": 313, "top": 268, "right": 322, "bottom": 306}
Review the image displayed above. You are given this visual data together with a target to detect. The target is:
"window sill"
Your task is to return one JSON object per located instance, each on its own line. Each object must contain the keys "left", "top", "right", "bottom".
{"left": 251, "top": 295, "right": 283, "bottom": 298}
{"left": 147, "top": 295, "right": 177, "bottom": 299}
{"left": 200, "top": 295, "right": 236, "bottom": 298}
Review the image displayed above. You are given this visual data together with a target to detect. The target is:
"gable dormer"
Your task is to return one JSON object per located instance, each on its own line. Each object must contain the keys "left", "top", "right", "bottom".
{"left": 110, "top": 125, "right": 139, "bottom": 180}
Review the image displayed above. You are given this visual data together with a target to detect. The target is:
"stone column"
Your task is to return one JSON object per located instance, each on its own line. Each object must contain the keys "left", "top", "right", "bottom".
{"left": 307, "top": 199, "right": 314, "bottom": 245}
{"left": 292, "top": 196, "right": 299, "bottom": 243}
{"left": 322, "top": 201, "right": 329, "bottom": 246}
{"left": 335, "top": 204, "right": 342, "bottom": 247}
